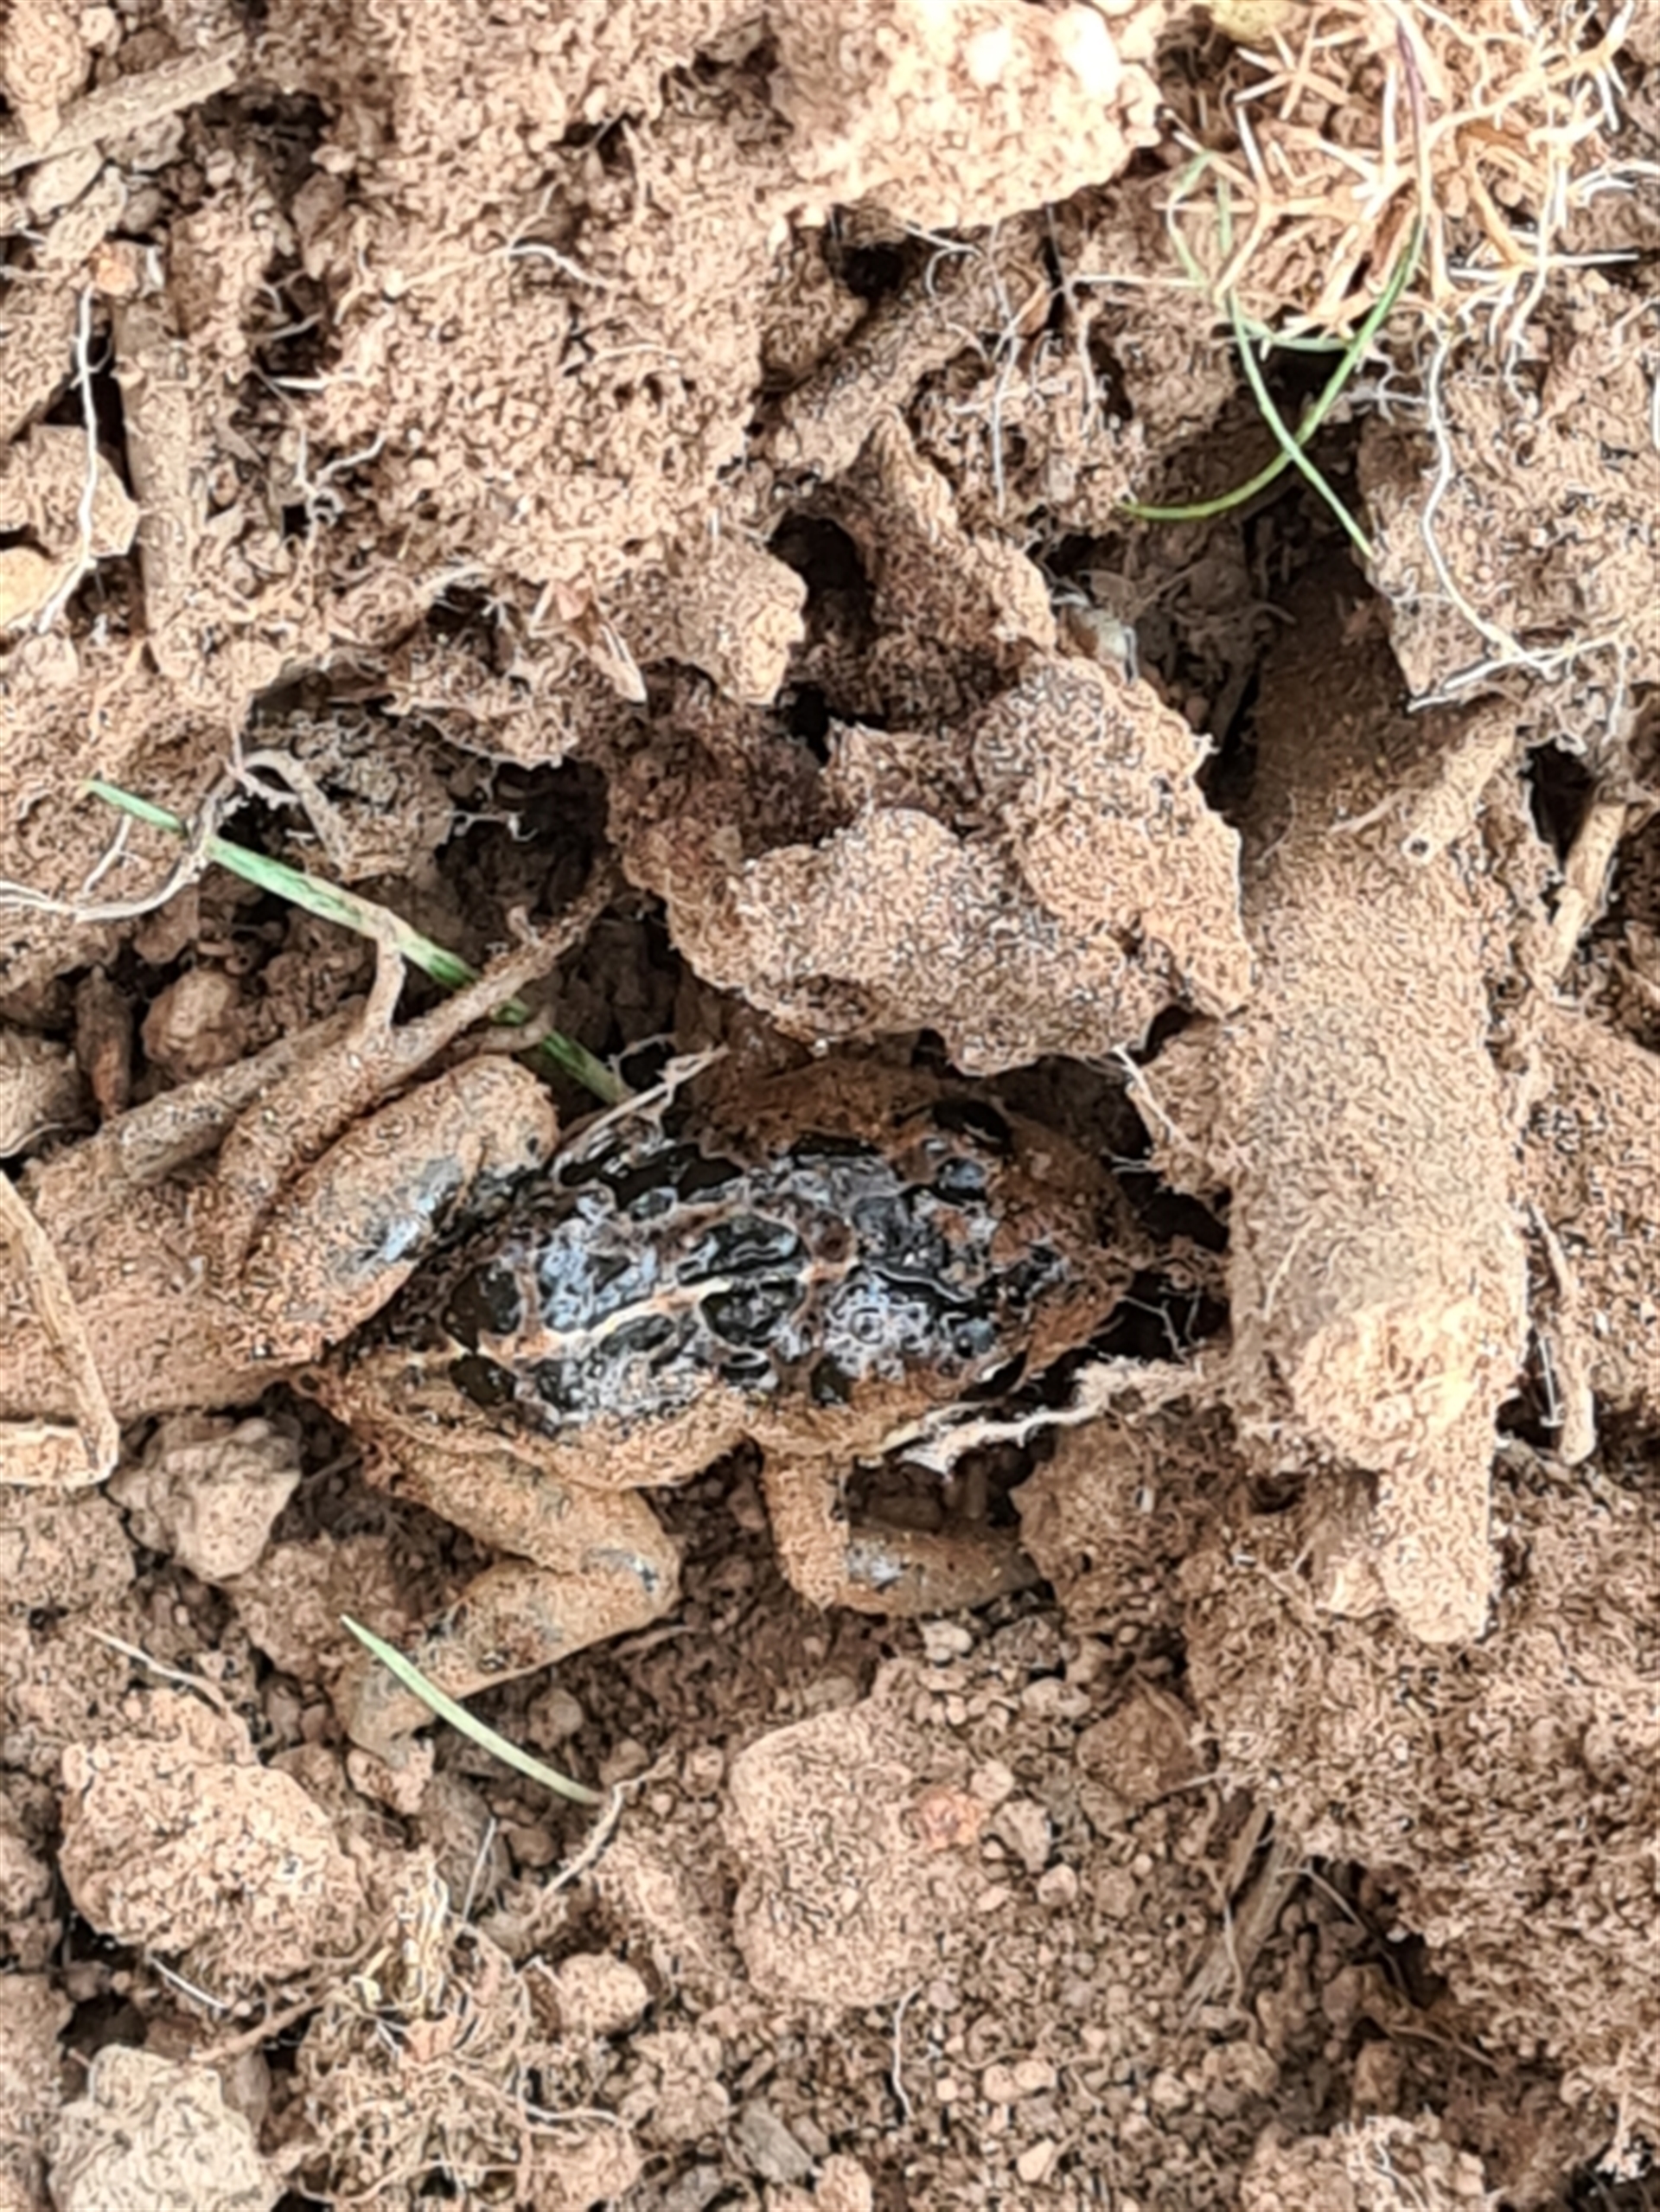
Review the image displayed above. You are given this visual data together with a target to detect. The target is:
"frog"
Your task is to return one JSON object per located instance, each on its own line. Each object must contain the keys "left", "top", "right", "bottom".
{"left": 3, "top": 905, "right": 1137, "bottom": 1761}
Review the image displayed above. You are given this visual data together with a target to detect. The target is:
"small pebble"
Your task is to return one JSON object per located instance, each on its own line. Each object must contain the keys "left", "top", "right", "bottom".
{"left": 1148, "top": 2068, "right": 1191, "bottom": 2113}
{"left": 1019, "top": 1677, "right": 1089, "bottom": 1720}
{"left": 501, "top": 1820, "right": 559, "bottom": 1870}
{"left": 1036, "top": 1864, "right": 1079, "bottom": 1909}
{"left": 992, "top": 1797, "right": 1051, "bottom": 1874}
{"left": 816, "top": 2153, "right": 874, "bottom": 2212}
{"left": 981, "top": 2057, "right": 1056, "bottom": 2104}
{"left": 681, "top": 1744, "right": 725, "bottom": 1796}
{"left": 799, "top": 1672, "right": 859, "bottom": 1714}
{"left": 548, "top": 1953, "right": 651, "bottom": 2038}
{"left": 726, "top": 1474, "right": 767, "bottom": 1531}
{"left": 921, "top": 1621, "right": 974, "bottom": 1662}
{"left": 527, "top": 1684, "right": 586, "bottom": 1744}
{"left": 1015, "top": 2138, "right": 1058, "bottom": 2185}
{"left": 735, "top": 2100, "right": 813, "bottom": 2185}
{"left": 1012, "top": 2058, "right": 1057, "bottom": 2098}
{"left": 598, "top": 1736, "right": 651, "bottom": 1785}
{"left": 967, "top": 1760, "right": 1016, "bottom": 1808}
{"left": 789, "top": 2114, "right": 831, "bottom": 2161}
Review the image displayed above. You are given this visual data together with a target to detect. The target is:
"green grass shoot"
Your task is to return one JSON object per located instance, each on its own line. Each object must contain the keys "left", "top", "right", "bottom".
{"left": 84, "top": 777, "right": 627, "bottom": 1106}
{"left": 340, "top": 1616, "right": 606, "bottom": 1806}
{"left": 1123, "top": 190, "right": 1424, "bottom": 537}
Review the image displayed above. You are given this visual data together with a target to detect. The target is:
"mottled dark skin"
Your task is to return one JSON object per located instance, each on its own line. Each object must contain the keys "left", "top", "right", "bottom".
{"left": 315, "top": 1058, "right": 1134, "bottom": 1759}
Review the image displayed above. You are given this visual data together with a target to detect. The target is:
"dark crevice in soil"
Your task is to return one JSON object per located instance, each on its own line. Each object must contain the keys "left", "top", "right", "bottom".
{"left": 1527, "top": 740, "right": 1599, "bottom": 861}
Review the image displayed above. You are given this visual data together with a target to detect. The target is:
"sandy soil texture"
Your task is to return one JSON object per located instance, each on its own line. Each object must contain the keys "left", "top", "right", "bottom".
{"left": 2, "top": 1, "right": 1657, "bottom": 2207}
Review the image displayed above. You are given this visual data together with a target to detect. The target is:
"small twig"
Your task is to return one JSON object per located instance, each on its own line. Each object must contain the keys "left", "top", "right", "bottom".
{"left": 151, "top": 1960, "right": 233, "bottom": 2015}
{"left": 891, "top": 1986, "right": 917, "bottom": 2126}
{"left": 0, "top": 45, "right": 242, "bottom": 176}
{"left": 1539, "top": 790, "right": 1631, "bottom": 988}
{"left": 1259, "top": 1219, "right": 1312, "bottom": 1327}
{"left": 0, "top": 1171, "right": 118, "bottom": 1488}
{"left": 85, "top": 1629, "right": 233, "bottom": 1714}
{"left": 545, "top": 1780, "right": 629, "bottom": 1896}
{"left": 35, "top": 286, "right": 99, "bottom": 632}
{"left": 456, "top": 1818, "right": 501, "bottom": 1927}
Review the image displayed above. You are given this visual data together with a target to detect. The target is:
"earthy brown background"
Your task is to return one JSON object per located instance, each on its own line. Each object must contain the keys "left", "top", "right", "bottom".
{"left": 1, "top": 1, "right": 1657, "bottom": 2207}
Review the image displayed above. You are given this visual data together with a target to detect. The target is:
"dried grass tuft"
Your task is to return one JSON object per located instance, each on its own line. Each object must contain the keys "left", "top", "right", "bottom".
{"left": 1160, "top": 0, "right": 1638, "bottom": 344}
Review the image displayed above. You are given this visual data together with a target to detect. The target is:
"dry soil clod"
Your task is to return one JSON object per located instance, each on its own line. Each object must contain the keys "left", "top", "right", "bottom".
{"left": 1137, "top": 581, "right": 1529, "bottom": 1643}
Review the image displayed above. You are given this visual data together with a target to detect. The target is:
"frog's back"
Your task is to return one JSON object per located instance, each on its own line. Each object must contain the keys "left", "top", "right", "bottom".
{"left": 368, "top": 1069, "right": 1124, "bottom": 1454}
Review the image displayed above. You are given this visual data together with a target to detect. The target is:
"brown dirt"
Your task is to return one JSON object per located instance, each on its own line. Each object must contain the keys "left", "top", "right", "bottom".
{"left": 2, "top": 3, "right": 1657, "bottom": 2208}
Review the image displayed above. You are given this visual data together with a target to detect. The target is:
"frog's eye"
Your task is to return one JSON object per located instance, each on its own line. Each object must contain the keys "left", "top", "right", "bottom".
{"left": 933, "top": 1155, "right": 989, "bottom": 1202}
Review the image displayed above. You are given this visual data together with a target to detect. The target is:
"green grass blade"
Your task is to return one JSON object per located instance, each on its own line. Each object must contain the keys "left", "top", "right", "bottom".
{"left": 1227, "top": 292, "right": 1375, "bottom": 559}
{"left": 83, "top": 778, "right": 627, "bottom": 1105}
{"left": 341, "top": 1616, "right": 606, "bottom": 1806}
{"left": 1122, "top": 214, "right": 1424, "bottom": 528}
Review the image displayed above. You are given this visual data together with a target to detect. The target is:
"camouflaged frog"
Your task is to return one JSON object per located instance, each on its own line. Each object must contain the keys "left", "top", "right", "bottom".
{"left": 3, "top": 924, "right": 1133, "bottom": 1760}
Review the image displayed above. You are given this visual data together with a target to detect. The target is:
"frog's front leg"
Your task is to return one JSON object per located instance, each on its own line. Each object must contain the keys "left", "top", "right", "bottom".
{"left": 761, "top": 1454, "right": 1035, "bottom": 1617}
{"left": 212, "top": 888, "right": 606, "bottom": 1283}
{"left": 239, "top": 1055, "right": 557, "bottom": 1365}
{"left": 333, "top": 1435, "right": 680, "bottom": 1761}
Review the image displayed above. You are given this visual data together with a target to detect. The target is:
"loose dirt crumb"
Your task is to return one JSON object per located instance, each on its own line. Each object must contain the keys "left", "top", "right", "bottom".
{"left": 1075, "top": 1681, "right": 1204, "bottom": 1808}
{"left": 72, "top": 966, "right": 131, "bottom": 1121}
{"left": 1184, "top": 1450, "right": 1660, "bottom": 2185}
{"left": 229, "top": 1531, "right": 431, "bottom": 1691}
{"left": 108, "top": 1415, "right": 303, "bottom": 1582}
{"left": 542, "top": 1951, "right": 652, "bottom": 2039}
{"left": 1524, "top": 1003, "right": 1660, "bottom": 1437}
{"left": 137, "top": 965, "right": 247, "bottom": 1084}
{"left": 0, "top": 1780, "right": 58, "bottom": 1972}
{"left": 292, "top": 1857, "right": 644, "bottom": 2210}
{"left": 1138, "top": 582, "right": 1529, "bottom": 1642}
{"left": 0, "top": 1972, "right": 71, "bottom": 2212}
{"left": 615, "top": 654, "right": 1249, "bottom": 1069}
{"left": 58, "top": 1690, "right": 368, "bottom": 1995}
{"left": 0, "top": 0, "right": 86, "bottom": 148}
{"left": 1363, "top": 277, "right": 1660, "bottom": 752}
{"left": 0, "top": 1025, "right": 82, "bottom": 1153}
{"left": 1241, "top": 2114, "right": 1497, "bottom": 2210}
{"left": 769, "top": 0, "right": 1168, "bottom": 228}
{"left": 48, "top": 2047, "right": 278, "bottom": 2212}
{"left": 1016, "top": 1390, "right": 1235, "bottom": 1646}
{"left": 725, "top": 1665, "right": 986, "bottom": 2008}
